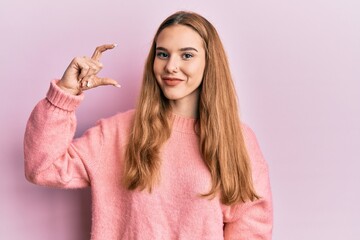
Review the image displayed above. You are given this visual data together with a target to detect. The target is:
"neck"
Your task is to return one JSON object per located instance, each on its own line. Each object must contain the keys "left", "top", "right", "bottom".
{"left": 169, "top": 91, "right": 200, "bottom": 118}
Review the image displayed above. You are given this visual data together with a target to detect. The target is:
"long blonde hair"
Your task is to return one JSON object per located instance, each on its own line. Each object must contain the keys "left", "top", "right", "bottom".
{"left": 124, "top": 11, "right": 259, "bottom": 205}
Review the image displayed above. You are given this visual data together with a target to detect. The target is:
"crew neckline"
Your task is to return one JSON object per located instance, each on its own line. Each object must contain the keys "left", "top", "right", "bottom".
{"left": 171, "top": 113, "right": 198, "bottom": 134}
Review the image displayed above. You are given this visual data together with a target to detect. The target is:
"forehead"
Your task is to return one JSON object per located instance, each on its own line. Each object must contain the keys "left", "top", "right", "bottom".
{"left": 156, "top": 25, "right": 204, "bottom": 49}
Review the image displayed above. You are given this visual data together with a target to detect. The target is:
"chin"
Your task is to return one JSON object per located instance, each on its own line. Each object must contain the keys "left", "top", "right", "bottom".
{"left": 161, "top": 91, "right": 182, "bottom": 100}
{"left": 163, "top": 95, "right": 181, "bottom": 101}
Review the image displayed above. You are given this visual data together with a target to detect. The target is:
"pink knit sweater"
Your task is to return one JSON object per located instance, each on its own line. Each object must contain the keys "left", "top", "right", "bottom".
{"left": 24, "top": 80, "right": 273, "bottom": 240}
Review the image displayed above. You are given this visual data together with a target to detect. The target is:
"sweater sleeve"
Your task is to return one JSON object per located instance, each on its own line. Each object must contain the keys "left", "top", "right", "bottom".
{"left": 24, "top": 80, "right": 104, "bottom": 188}
{"left": 223, "top": 124, "right": 273, "bottom": 240}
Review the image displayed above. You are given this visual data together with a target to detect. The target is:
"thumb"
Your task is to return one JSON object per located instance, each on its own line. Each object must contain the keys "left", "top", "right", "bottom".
{"left": 97, "top": 77, "right": 121, "bottom": 88}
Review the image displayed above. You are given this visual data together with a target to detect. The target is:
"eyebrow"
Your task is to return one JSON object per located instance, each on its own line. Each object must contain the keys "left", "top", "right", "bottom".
{"left": 156, "top": 47, "right": 198, "bottom": 52}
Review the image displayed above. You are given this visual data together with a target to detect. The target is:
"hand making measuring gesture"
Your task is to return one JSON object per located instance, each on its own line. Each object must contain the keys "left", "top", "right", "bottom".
{"left": 57, "top": 44, "right": 121, "bottom": 95}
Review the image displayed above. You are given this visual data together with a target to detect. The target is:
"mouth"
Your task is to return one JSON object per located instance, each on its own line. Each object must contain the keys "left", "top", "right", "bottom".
{"left": 162, "top": 77, "right": 183, "bottom": 86}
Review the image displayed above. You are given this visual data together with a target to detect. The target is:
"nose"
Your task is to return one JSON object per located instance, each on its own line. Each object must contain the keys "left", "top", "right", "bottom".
{"left": 165, "top": 56, "right": 179, "bottom": 73}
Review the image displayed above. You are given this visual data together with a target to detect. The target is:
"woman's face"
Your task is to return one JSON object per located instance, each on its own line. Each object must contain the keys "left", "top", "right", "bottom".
{"left": 153, "top": 24, "right": 206, "bottom": 105}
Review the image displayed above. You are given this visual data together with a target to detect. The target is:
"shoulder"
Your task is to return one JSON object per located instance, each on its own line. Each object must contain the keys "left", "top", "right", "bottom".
{"left": 240, "top": 122, "right": 268, "bottom": 170}
{"left": 240, "top": 123, "right": 272, "bottom": 207}
{"left": 107, "top": 109, "right": 135, "bottom": 124}
{"left": 97, "top": 109, "right": 135, "bottom": 137}
{"left": 240, "top": 122, "right": 258, "bottom": 149}
{"left": 101, "top": 109, "right": 135, "bottom": 124}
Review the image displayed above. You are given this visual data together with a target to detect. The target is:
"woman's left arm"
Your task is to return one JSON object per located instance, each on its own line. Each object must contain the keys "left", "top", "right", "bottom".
{"left": 223, "top": 125, "right": 273, "bottom": 240}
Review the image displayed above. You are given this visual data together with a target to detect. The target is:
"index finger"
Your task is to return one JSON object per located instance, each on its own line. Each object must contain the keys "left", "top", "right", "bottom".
{"left": 91, "top": 44, "right": 117, "bottom": 61}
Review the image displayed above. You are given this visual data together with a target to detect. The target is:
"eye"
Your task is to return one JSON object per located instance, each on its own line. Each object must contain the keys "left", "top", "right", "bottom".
{"left": 182, "top": 53, "right": 193, "bottom": 60}
{"left": 156, "top": 51, "right": 169, "bottom": 59}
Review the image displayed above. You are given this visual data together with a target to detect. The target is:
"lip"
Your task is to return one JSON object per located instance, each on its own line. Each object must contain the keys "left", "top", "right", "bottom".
{"left": 162, "top": 77, "right": 183, "bottom": 86}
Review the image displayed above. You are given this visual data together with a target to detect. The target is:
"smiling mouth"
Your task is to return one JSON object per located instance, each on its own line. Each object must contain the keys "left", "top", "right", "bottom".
{"left": 162, "top": 77, "right": 183, "bottom": 81}
{"left": 162, "top": 77, "right": 183, "bottom": 86}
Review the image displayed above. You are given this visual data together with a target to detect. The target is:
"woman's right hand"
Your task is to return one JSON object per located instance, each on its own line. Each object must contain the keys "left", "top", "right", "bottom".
{"left": 57, "top": 44, "right": 121, "bottom": 95}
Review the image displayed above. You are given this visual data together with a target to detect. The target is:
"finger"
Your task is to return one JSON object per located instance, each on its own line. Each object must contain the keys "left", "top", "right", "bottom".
{"left": 91, "top": 43, "right": 117, "bottom": 62}
{"left": 83, "top": 56, "right": 104, "bottom": 68}
{"left": 88, "top": 58, "right": 103, "bottom": 68}
{"left": 80, "top": 75, "right": 92, "bottom": 89}
{"left": 87, "top": 58, "right": 103, "bottom": 75}
{"left": 78, "top": 65, "right": 92, "bottom": 81}
{"left": 98, "top": 76, "right": 121, "bottom": 88}
{"left": 84, "top": 63, "right": 100, "bottom": 79}
{"left": 80, "top": 75, "right": 120, "bottom": 90}
{"left": 75, "top": 58, "right": 91, "bottom": 81}
{"left": 78, "top": 61, "right": 100, "bottom": 81}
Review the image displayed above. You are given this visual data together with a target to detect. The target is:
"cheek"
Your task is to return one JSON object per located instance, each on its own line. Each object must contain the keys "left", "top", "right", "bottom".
{"left": 185, "top": 61, "right": 205, "bottom": 79}
{"left": 153, "top": 59, "right": 162, "bottom": 76}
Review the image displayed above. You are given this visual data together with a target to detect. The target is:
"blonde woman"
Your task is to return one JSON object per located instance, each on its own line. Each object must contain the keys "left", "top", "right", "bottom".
{"left": 25, "top": 11, "right": 273, "bottom": 239}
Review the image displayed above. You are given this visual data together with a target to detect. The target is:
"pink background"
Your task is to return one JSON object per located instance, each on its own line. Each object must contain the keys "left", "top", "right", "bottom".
{"left": 1, "top": 0, "right": 359, "bottom": 239}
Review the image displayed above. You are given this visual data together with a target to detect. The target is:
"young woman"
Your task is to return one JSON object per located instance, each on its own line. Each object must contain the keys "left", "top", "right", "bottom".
{"left": 24, "top": 11, "right": 273, "bottom": 239}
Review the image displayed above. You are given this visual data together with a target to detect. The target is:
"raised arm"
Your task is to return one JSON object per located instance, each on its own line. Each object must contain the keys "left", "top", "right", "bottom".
{"left": 24, "top": 44, "right": 120, "bottom": 188}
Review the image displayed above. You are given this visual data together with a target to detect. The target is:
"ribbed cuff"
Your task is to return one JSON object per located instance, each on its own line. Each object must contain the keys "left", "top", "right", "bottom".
{"left": 46, "top": 80, "right": 84, "bottom": 111}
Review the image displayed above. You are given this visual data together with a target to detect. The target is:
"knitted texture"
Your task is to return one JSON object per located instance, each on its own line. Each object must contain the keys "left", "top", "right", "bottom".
{"left": 24, "top": 80, "right": 273, "bottom": 240}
